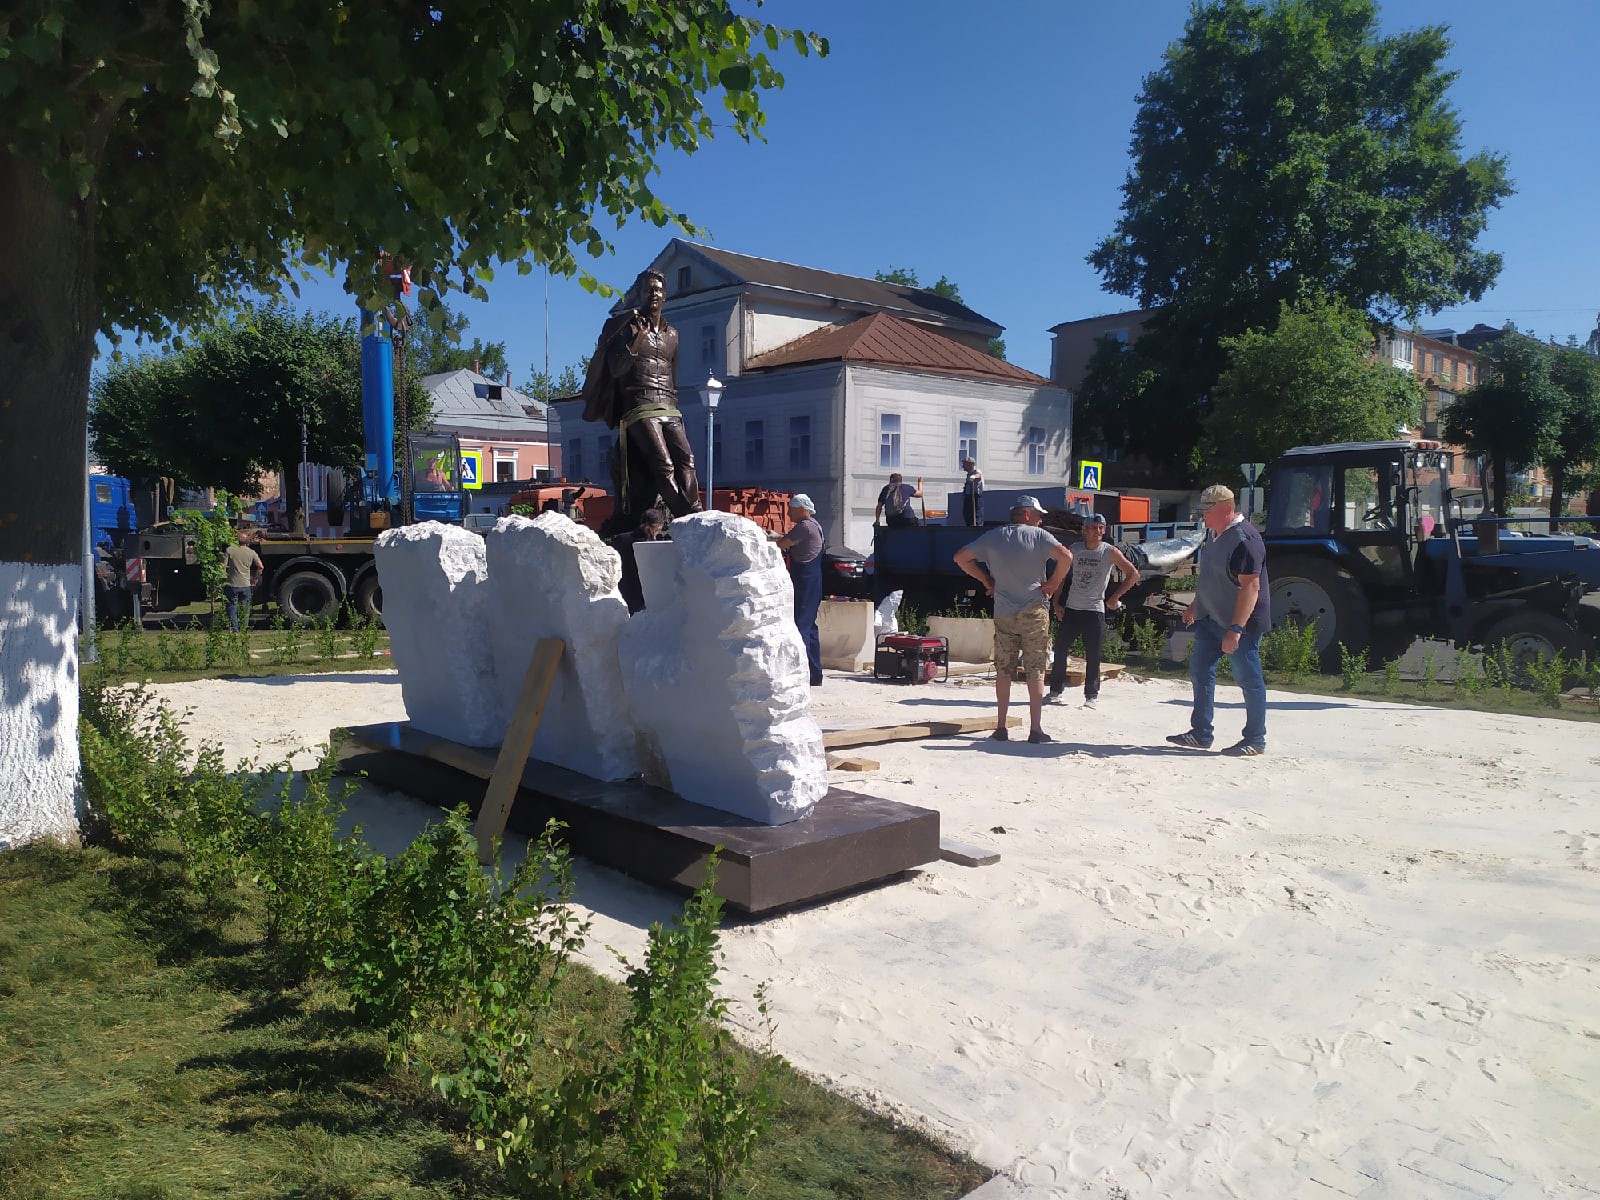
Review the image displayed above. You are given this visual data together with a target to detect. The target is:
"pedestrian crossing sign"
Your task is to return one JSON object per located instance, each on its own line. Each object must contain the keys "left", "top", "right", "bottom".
{"left": 1078, "top": 460, "right": 1103, "bottom": 490}
{"left": 460, "top": 450, "right": 483, "bottom": 490}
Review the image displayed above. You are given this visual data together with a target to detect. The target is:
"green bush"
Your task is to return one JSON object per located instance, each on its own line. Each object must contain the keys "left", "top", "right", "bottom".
{"left": 252, "top": 753, "right": 368, "bottom": 973}
{"left": 1337, "top": 643, "right": 1369, "bottom": 691}
{"left": 1262, "top": 620, "right": 1318, "bottom": 681}
{"left": 79, "top": 683, "right": 189, "bottom": 853}
{"left": 1523, "top": 651, "right": 1568, "bottom": 710}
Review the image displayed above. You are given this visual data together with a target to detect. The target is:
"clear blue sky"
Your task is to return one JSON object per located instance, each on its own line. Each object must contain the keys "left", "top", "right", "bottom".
{"left": 281, "top": 0, "right": 1600, "bottom": 383}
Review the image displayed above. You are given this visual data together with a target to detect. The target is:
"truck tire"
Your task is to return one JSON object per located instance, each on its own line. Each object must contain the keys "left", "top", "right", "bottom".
{"left": 1269, "top": 558, "right": 1371, "bottom": 672}
{"left": 326, "top": 470, "right": 345, "bottom": 526}
{"left": 276, "top": 569, "right": 341, "bottom": 626}
{"left": 1483, "top": 609, "right": 1581, "bottom": 681}
{"left": 351, "top": 571, "right": 382, "bottom": 622}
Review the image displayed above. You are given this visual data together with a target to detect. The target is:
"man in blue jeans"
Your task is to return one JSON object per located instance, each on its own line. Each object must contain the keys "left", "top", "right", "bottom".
{"left": 1167, "top": 484, "right": 1271, "bottom": 756}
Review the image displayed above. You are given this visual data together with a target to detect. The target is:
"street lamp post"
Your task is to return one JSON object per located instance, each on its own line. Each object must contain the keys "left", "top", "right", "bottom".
{"left": 699, "top": 374, "right": 723, "bottom": 509}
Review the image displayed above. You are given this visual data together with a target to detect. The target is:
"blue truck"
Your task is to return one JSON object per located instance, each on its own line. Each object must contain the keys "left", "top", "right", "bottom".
{"left": 112, "top": 299, "right": 464, "bottom": 626}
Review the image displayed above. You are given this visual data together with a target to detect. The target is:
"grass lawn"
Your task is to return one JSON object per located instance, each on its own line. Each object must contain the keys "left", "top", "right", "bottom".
{"left": 0, "top": 844, "right": 985, "bottom": 1200}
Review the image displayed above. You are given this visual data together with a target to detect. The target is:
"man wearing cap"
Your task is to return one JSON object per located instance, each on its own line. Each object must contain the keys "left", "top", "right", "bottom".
{"left": 1047, "top": 513, "right": 1141, "bottom": 709}
{"left": 1168, "top": 484, "right": 1272, "bottom": 755}
{"left": 954, "top": 496, "right": 1075, "bottom": 744}
{"left": 773, "top": 494, "right": 825, "bottom": 686}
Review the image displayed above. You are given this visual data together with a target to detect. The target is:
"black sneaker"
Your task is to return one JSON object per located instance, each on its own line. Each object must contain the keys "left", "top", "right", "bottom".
{"left": 1165, "top": 731, "right": 1212, "bottom": 750}
{"left": 989, "top": 728, "right": 1009, "bottom": 742}
{"left": 1220, "top": 741, "right": 1266, "bottom": 757}
{"left": 1027, "top": 729, "right": 1052, "bottom": 744}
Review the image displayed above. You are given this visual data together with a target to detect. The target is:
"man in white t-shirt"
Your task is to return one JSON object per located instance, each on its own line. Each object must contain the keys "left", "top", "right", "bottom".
{"left": 1046, "top": 513, "right": 1140, "bottom": 710}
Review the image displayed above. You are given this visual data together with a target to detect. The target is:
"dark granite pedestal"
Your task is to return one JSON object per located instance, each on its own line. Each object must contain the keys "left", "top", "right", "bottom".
{"left": 338, "top": 721, "right": 940, "bottom": 915}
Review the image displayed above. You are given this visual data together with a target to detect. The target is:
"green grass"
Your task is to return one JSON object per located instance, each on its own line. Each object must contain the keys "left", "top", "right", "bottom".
{"left": 85, "top": 621, "right": 391, "bottom": 688}
{"left": 0, "top": 844, "right": 984, "bottom": 1200}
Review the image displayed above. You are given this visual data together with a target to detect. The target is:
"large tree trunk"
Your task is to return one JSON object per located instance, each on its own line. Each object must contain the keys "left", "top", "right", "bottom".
{"left": 1547, "top": 463, "right": 1566, "bottom": 534}
{"left": 1490, "top": 451, "right": 1509, "bottom": 518}
{"left": 0, "top": 153, "right": 100, "bottom": 849}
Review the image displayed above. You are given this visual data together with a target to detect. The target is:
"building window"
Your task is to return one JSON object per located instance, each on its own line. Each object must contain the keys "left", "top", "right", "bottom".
{"left": 1026, "top": 426, "right": 1047, "bottom": 476}
{"left": 958, "top": 420, "right": 979, "bottom": 467}
{"left": 1106, "top": 328, "right": 1129, "bottom": 345}
{"left": 676, "top": 266, "right": 691, "bottom": 292}
{"left": 744, "top": 419, "right": 764, "bottom": 472}
{"left": 566, "top": 438, "right": 582, "bottom": 480}
{"left": 700, "top": 323, "right": 717, "bottom": 367}
{"left": 879, "top": 413, "right": 902, "bottom": 468}
{"left": 789, "top": 415, "right": 811, "bottom": 469}
{"left": 495, "top": 458, "right": 515, "bottom": 483}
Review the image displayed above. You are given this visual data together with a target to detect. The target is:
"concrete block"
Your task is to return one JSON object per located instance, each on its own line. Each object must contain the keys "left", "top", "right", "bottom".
{"left": 928, "top": 615, "right": 995, "bottom": 664}
{"left": 819, "top": 598, "right": 876, "bottom": 670}
{"left": 619, "top": 512, "right": 827, "bottom": 824}
{"left": 374, "top": 522, "right": 503, "bottom": 746}
{"left": 483, "top": 513, "right": 638, "bottom": 781}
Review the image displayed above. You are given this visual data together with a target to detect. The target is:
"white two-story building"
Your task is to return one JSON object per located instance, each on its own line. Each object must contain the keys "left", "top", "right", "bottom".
{"left": 552, "top": 240, "right": 1072, "bottom": 551}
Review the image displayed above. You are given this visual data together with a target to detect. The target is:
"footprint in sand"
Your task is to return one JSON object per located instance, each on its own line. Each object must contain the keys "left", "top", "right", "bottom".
{"left": 1564, "top": 831, "right": 1598, "bottom": 871}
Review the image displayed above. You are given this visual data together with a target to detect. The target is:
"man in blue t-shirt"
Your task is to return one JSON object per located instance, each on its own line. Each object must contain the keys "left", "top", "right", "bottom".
{"left": 1167, "top": 484, "right": 1272, "bottom": 756}
{"left": 954, "top": 496, "right": 1075, "bottom": 744}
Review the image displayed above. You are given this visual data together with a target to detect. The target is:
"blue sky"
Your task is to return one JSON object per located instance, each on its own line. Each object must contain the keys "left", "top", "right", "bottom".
{"left": 281, "top": 0, "right": 1600, "bottom": 383}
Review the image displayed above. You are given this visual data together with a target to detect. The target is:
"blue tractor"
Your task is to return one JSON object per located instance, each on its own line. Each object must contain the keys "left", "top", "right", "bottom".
{"left": 1263, "top": 440, "right": 1600, "bottom": 669}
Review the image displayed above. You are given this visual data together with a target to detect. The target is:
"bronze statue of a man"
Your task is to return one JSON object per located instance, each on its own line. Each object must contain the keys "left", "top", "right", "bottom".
{"left": 580, "top": 268, "right": 703, "bottom": 520}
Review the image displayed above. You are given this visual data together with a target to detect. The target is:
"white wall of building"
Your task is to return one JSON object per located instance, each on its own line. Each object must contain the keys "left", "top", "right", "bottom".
{"left": 839, "top": 366, "right": 1071, "bottom": 553}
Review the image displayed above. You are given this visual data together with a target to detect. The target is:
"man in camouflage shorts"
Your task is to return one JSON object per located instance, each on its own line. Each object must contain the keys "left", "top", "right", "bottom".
{"left": 954, "top": 496, "right": 1075, "bottom": 744}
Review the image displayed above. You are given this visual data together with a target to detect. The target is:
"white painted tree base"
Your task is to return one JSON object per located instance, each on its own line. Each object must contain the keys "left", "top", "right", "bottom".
{"left": 0, "top": 560, "right": 83, "bottom": 848}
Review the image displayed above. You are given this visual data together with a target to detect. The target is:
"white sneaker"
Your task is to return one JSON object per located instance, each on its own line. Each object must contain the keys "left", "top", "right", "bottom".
{"left": 1044, "top": 690, "right": 1065, "bottom": 705}
{"left": 1083, "top": 697, "right": 1098, "bottom": 710}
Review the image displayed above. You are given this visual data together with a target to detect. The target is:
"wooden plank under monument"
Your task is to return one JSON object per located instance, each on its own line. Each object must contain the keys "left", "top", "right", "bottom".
{"left": 474, "top": 637, "right": 565, "bottom": 862}
{"left": 826, "top": 752, "right": 880, "bottom": 772}
{"left": 822, "top": 715, "right": 1021, "bottom": 752}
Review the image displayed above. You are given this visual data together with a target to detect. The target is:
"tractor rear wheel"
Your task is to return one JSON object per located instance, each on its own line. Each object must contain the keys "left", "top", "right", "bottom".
{"left": 1268, "top": 558, "right": 1371, "bottom": 672}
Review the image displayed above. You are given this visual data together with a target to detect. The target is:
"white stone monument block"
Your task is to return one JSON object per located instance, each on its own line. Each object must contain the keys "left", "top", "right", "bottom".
{"left": 483, "top": 513, "right": 639, "bottom": 781}
{"left": 620, "top": 511, "right": 827, "bottom": 824}
{"left": 374, "top": 522, "right": 503, "bottom": 746}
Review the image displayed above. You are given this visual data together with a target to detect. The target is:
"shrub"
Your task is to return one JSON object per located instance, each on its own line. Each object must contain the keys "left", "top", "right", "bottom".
{"left": 1523, "top": 651, "right": 1568, "bottom": 710}
{"left": 79, "top": 683, "right": 190, "bottom": 853}
{"left": 1262, "top": 620, "right": 1318, "bottom": 681}
{"left": 1337, "top": 643, "right": 1369, "bottom": 691}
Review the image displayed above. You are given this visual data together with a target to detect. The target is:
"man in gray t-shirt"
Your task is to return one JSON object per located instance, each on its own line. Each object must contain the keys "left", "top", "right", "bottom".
{"left": 954, "top": 496, "right": 1074, "bottom": 744}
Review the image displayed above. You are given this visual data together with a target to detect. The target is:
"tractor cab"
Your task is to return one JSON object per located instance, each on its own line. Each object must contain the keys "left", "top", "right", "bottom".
{"left": 1265, "top": 440, "right": 1471, "bottom": 595}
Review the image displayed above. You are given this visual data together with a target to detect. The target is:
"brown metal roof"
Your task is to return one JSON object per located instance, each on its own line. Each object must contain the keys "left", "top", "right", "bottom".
{"left": 683, "top": 242, "right": 1003, "bottom": 336}
{"left": 745, "top": 312, "right": 1051, "bottom": 385}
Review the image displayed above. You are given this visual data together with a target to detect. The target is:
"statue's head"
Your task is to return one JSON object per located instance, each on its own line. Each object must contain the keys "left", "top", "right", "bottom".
{"left": 635, "top": 269, "right": 666, "bottom": 315}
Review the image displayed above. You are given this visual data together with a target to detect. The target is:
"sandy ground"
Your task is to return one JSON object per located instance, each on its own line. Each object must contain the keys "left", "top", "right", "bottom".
{"left": 154, "top": 667, "right": 1600, "bottom": 1199}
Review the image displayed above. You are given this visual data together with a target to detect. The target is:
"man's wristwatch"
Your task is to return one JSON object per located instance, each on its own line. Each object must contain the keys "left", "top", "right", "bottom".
{"left": 1228, "top": 623, "right": 1245, "bottom": 634}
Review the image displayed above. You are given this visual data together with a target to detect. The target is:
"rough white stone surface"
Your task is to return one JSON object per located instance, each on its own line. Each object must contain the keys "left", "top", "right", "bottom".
{"left": 619, "top": 512, "right": 826, "bottom": 824}
{"left": 483, "top": 513, "right": 638, "bottom": 780}
{"left": 0, "top": 562, "right": 83, "bottom": 849}
{"left": 374, "top": 522, "right": 503, "bottom": 746}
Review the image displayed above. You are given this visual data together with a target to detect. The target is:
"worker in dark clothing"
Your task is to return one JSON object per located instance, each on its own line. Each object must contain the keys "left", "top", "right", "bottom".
{"left": 772, "top": 494, "right": 825, "bottom": 686}
{"left": 608, "top": 508, "right": 667, "bottom": 614}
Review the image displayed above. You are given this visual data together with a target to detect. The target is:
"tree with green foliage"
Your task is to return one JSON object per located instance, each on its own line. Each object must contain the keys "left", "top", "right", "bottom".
{"left": 91, "top": 305, "right": 431, "bottom": 519}
{"left": 1543, "top": 345, "right": 1600, "bottom": 526}
{"left": 406, "top": 303, "right": 510, "bottom": 380}
{"left": 0, "top": 2, "right": 825, "bottom": 849}
{"left": 522, "top": 361, "right": 587, "bottom": 406}
{"left": 1086, "top": 0, "right": 1512, "bottom": 479}
{"left": 873, "top": 267, "right": 1007, "bottom": 359}
{"left": 1442, "top": 332, "right": 1565, "bottom": 517}
{"left": 1203, "top": 298, "right": 1422, "bottom": 473}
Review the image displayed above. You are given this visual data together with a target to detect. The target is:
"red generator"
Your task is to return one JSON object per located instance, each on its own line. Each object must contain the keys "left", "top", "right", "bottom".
{"left": 873, "top": 633, "right": 949, "bottom": 684}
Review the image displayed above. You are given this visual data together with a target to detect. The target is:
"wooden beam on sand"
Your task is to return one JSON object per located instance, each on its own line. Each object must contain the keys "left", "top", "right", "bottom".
{"left": 474, "top": 637, "right": 565, "bottom": 863}
{"left": 822, "top": 715, "right": 1020, "bottom": 752}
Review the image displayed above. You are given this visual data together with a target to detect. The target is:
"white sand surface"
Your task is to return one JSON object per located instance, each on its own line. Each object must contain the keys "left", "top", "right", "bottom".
{"left": 154, "top": 667, "right": 1600, "bottom": 1199}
